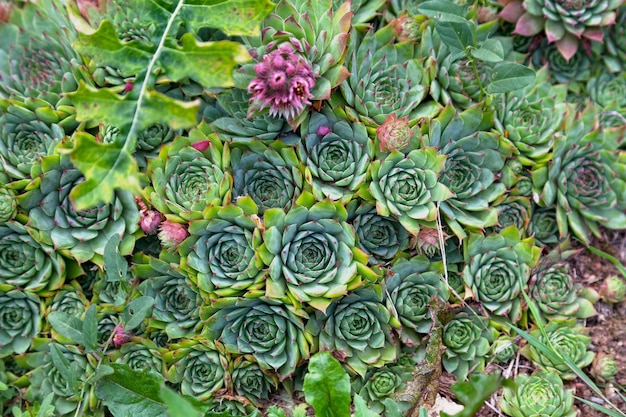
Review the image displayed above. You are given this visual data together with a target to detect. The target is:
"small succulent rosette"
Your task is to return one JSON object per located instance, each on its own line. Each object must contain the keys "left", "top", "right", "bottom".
{"left": 499, "top": 371, "right": 577, "bottom": 417}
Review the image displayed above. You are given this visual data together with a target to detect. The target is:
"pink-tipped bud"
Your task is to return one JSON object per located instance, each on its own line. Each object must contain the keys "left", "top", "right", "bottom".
{"left": 140, "top": 210, "right": 164, "bottom": 235}
{"left": 158, "top": 220, "right": 189, "bottom": 252}
{"left": 191, "top": 140, "right": 211, "bottom": 152}
{"left": 317, "top": 125, "right": 332, "bottom": 136}
{"left": 112, "top": 326, "right": 132, "bottom": 347}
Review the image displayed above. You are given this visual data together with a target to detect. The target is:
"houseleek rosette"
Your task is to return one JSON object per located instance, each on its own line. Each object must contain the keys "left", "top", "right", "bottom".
{"left": 17, "top": 152, "right": 139, "bottom": 264}
{"left": 230, "top": 356, "right": 278, "bottom": 404}
{"left": 299, "top": 110, "right": 373, "bottom": 202}
{"left": 494, "top": 67, "right": 568, "bottom": 165}
{"left": 530, "top": 41, "right": 591, "bottom": 84}
{"left": 529, "top": 207, "right": 560, "bottom": 246}
{"left": 134, "top": 124, "right": 176, "bottom": 169}
{"left": 231, "top": 140, "right": 303, "bottom": 215}
{"left": 499, "top": 371, "right": 577, "bottom": 417}
{"left": 520, "top": 319, "right": 595, "bottom": 380}
{"left": 0, "top": 221, "right": 65, "bottom": 294}
{"left": 532, "top": 108, "right": 626, "bottom": 244}
{"left": 0, "top": 290, "right": 41, "bottom": 357}
{"left": 259, "top": 196, "right": 375, "bottom": 312}
{"left": 442, "top": 309, "right": 492, "bottom": 380}
{"left": 464, "top": 226, "right": 540, "bottom": 321}
{"left": 384, "top": 257, "right": 449, "bottom": 346}
{"left": 135, "top": 253, "right": 202, "bottom": 339}
{"left": 203, "top": 297, "right": 311, "bottom": 380}
{"left": 368, "top": 147, "right": 453, "bottom": 235}
{"left": 490, "top": 335, "right": 518, "bottom": 364}
{"left": 588, "top": 71, "right": 626, "bottom": 110}
{"left": 354, "top": 364, "right": 412, "bottom": 413}
{"left": 311, "top": 287, "right": 399, "bottom": 377}
{"left": 490, "top": 196, "right": 532, "bottom": 235}
{"left": 422, "top": 105, "right": 511, "bottom": 239}
{"left": 347, "top": 201, "right": 410, "bottom": 264}
{"left": 530, "top": 263, "right": 597, "bottom": 320}
{"left": 340, "top": 25, "right": 430, "bottom": 127}
{"left": 590, "top": 352, "right": 618, "bottom": 383}
{"left": 147, "top": 126, "right": 231, "bottom": 222}
{"left": 165, "top": 339, "right": 229, "bottom": 401}
{"left": 113, "top": 338, "right": 165, "bottom": 376}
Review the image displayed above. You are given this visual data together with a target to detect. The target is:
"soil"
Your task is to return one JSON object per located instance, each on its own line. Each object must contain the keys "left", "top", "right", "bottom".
{"left": 444, "top": 231, "right": 626, "bottom": 416}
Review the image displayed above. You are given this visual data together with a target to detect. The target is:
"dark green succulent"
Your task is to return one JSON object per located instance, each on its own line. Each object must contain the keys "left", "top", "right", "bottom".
{"left": 529, "top": 207, "right": 560, "bottom": 247}
{"left": 353, "top": 363, "right": 412, "bottom": 414}
{"left": 113, "top": 338, "right": 165, "bottom": 376}
{"left": 442, "top": 308, "right": 492, "bottom": 380}
{"left": 490, "top": 196, "right": 532, "bottom": 235}
{"left": 499, "top": 371, "right": 577, "bottom": 417}
{"left": 490, "top": 335, "right": 517, "bottom": 364}
{"left": 0, "top": 290, "right": 41, "bottom": 357}
{"left": 230, "top": 356, "right": 278, "bottom": 405}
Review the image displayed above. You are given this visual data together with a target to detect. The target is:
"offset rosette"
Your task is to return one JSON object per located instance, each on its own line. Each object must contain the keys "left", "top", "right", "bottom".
{"left": 353, "top": 364, "right": 412, "bottom": 413}
{"left": 490, "top": 196, "right": 532, "bottom": 235}
{"left": 368, "top": 147, "right": 453, "bottom": 235}
{"left": 113, "top": 338, "right": 165, "bottom": 376}
{"left": 147, "top": 124, "right": 231, "bottom": 222}
{"left": 299, "top": 110, "right": 373, "bottom": 201}
{"left": 422, "top": 105, "right": 512, "bottom": 239}
{"left": 135, "top": 253, "right": 202, "bottom": 339}
{"left": 17, "top": 152, "right": 139, "bottom": 264}
{"left": 0, "top": 290, "right": 41, "bottom": 357}
{"left": 165, "top": 339, "right": 229, "bottom": 402}
{"left": 499, "top": 371, "right": 577, "bottom": 417}
{"left": 231, "top": 140, "right": 303, "bottom": 215}
{"left": 179, "top": 198, "right": 265, "bottom": 299}
{"left": 0, "top": 221, "right": 65, "bottom": 294}
{"left": 230, "top": 356, "right": 278, "bottom": 405}
{"left": 203, "top": 297, "right": 311, "bottom": 380}
{"left": 442, "top": 309, "right": 492, "bottom": 380}
{"left": 384, "top": 257, "right": 449, "bottom": 346}
{"left": 532, "top": 107, "right": 626, "bottom": 244}
{"left": 311, "top": 287, "right": 399, "bottom": 376}
{"left": 529, "top": 207, "right": 560, "bottom": 247}
{"left": 521, "top": 319, "right": 595, "bottom": 380}
{"left": 347, "top": 201, "right": 410, "bottom": 265}
{"left": 464, "top": 226, "right": 540, "bottom": 321}
{"left": 259, "top": 196, "right": 375, "bottom": 312}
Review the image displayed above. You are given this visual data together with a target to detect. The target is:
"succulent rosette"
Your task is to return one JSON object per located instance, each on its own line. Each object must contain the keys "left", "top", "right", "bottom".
{"left": 299, "top": 110, "right": 373, "bottom": 201}
{"left": 521, "top": 319, "right": 595, "bottom": 380}
{"left": 17, "top": 152, "right": 139, "bottom": 264}
{"left": 587, "top": 71, "right": 626, "bottom": 111}
{"left": 346, "top": 201, "right": 410, "bottom": 265}
{"left": 589, "top": 352, "right": 618, "bottom": 383}
{"left": 165, "top": 339, "right": 229, "bottom": 401}
{"left": 490, "top": 196, "right": 532, "bottom": 235}
{"left": 599, "top": 275, "right": 626, "bottom": 303}
{"left": 530, "top": 40, "right": 591, "bottom": 84}
{"left": 230, "top": 356, "right": 278, "bottom": 404}
{"left": 354, "top": 364, "right": 411, "bottom": 414}
{"left": 134, "top": 253, "right": 202, "bottom": 339}
{"left": 532, "top": 107, "right": 626, "bottom": 244}
{"left": 134, "top": 124, "right": 177, "bottom": 169}
{"left": 203, "top": 297, "right": 311, "bottom": 380}
{"left": 600, "top": 5, "right": 626, "bottom": 71}
{"left": 529, "top": 206, "right": 560, "bottom": 246}
{"left": 499, "top": 371, "right": 577, "bottom": 417}
{"left": 499, "top": 0, "right": 622, "bottom": 61}
{"left": 113, "top": 338, "right": 165, "bottom": 376}
{"left": 0, "top": 184, "right": 16, "bottom": 221}
{"left": 179, "top": 198, "right": 265, "bottom": 299}
{"left": 442, "top": 308, "right": 492, "bottom": 380}
{"left": 368, "top": 147, "right": 453, "bottom": 235}
{"left": 0, "top": 290, "right": 42, "bottom": 357}
{"left": 209, "top": 88, "right": 295, "bottom": 144}
{"left": 422, "top": 105, "right": 511, "bottom": 239}
{"left": 464, "top": 226, "right": 541, "bottom": 321}
{"left": 490, "top": 335, "right": 518, "bottom": 364}
{"left": 384, "top": 257, "right": 450, "bottom": 346}
{"left": 147, "top": 125, "right": 231, "bottom": 222}
{"left": 494, "top": 67, "right": 568, "bottom": 165}
{"left": 0, "top": 221, "right": 65, "bottom": 293}
{"left": 241, "top": 0, "right": 352, "bottom": 128}
{"left": 340, "top": 25, "right": 430, "bottom": 127}
{"left": 530, "top": 263, "right": 597, "bottom": 320}
{"left": 231, "top": 140, "right": 303, "bottom": 215}
{"left": 311, "top": 287, "right": 399, "bottom": 377}
{"left": 259, "top": 196, "right": 375, "bottom": 312}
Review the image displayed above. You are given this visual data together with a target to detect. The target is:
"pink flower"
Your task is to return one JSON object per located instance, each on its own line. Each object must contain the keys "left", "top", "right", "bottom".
{"left": 376, "top": 114, "right": 415, "bottom": 152}
{"left": 158, "top": 220, "right": 188, "bottom": 252}
{"left": 247, "top": 43, "right": 316, "bottom": 123}
{"left": 140, "top": 209, "right": 164, "bottom": 235}
{"left": 112, "top": 326, "right": 132, "bottom": 347}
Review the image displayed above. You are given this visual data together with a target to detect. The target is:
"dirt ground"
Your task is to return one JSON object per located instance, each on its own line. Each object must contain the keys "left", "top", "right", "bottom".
{"left": 447, "top": 231, "right": 626, "bottom": 416}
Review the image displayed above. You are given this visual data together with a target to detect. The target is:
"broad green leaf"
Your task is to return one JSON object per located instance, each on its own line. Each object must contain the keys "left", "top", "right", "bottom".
{"left": 82, "top": 305, "right": 98, "bottom": 352}
{"left": 441, "top": 373, "right": 502, "bottom": 417}
{"left": 160, "top": 385, "right": 201, "bottom": 417}
{"left": 434, "top": 19, "right": 475, "bottom": 53}
{"left": 179, "top": 0, "right": 275, "bottom": 36}
{"left": 67, "top": 83, "right": 200, "bottom": 132}
{"left": 303, "top": 352, "right": 351, "bottom": 417}
{"left": 48, "top": 311, "right": 85, "bottom": 345}
{"left": 486, "top": 63, "right": 536, "bottom": 94}
{"left": 68, "top": 132, "right": 142, "bottom": 211}
{"left": 160, "top": 34, "right": 250, "bottom": 87}
{"left": 471, "top": 39, "right": 504, "bottom": 63}
{"left": 96, "top": 363, "right": 166, "bottom": 417}
{"left": 417, "top": 0, "right": 467, "bottom": 20}
{"left": 73, "top": 20, "right": 152, "bottom": 75}
{"left": 122, "top": 296, "right": 154, "bottom": 331}
{"left": 353, "top": 394, "right": 380, "bottom": 417}
{"left": 104, "top": 234, "right": 129, "bottom": 284}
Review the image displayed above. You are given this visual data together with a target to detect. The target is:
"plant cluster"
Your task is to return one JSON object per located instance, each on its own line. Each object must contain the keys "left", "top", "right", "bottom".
{"left": 1, "top": 0, "right": 625, "bottom": 416}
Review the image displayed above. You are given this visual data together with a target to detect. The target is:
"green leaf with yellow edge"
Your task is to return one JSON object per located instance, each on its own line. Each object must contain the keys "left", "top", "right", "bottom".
{"left": 179, "top": 0, "right": 276, "bottom": 36}
{"left": 67, "top": 82, "right": 201, "bottom": 132}
{"left": 73, "top": 20, "right": 152, "bottom": 76}
{"left": 68, "top": 132, "right": 142, "bottom": 210}
{"left": 160, "top": 34, "right": 251, "bottom": 87}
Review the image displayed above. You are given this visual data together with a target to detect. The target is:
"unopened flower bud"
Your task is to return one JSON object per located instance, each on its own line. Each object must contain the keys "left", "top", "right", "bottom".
{"left": 158, "top": 220, "right": 189, "bottom": 252}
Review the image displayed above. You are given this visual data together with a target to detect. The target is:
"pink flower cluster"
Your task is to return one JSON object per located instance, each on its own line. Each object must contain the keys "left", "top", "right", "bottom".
{"left": 248, "top": 43, "right": 316, "bottom": 122}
